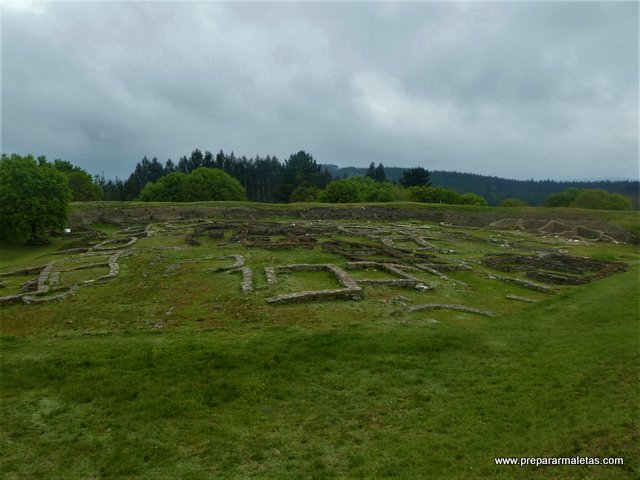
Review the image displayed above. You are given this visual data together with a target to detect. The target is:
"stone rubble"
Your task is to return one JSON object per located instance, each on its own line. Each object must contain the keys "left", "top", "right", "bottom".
{"left": 486, "top": 273, "right": 554, "bottom": 293}
{"left": 505, "top": 294, "right": 538, "bottom": 303}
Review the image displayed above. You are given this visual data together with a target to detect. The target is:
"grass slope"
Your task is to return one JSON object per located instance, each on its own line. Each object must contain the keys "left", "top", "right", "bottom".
{"left": 1, "top": 277, "right": 638, "bottom": 478}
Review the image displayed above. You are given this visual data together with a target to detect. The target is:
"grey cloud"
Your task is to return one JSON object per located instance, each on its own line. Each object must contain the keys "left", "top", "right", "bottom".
{"left": 1, "top": 1, "right": 637, "bottom": 180}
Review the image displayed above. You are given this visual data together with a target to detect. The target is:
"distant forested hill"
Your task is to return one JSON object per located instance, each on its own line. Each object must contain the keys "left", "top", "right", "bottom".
{"left": 321, "top": 165, "right": 639, "bottom": 207}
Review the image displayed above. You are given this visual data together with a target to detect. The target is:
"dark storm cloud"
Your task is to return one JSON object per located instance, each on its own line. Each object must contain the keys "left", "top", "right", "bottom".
{"left": 1, "top": 1, "right": 637, "bottom": 180}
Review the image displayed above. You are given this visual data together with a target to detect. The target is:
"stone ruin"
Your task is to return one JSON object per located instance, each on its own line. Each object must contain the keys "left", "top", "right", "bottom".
{"left": 406, "top": 303, "right": 496, "bottom": 317}
{"left": 265, "top": 263, "right": 363, "bottom": 304}
{"left": 3, "top": 217, "right": 631, "bottom": 315}
{"left": 482, "top": 253, "right": 628, "bottom": 285}
{"left": 0, "top": 249, "right": 131, "bottom": 305}
{"left": 488, "top": 219, "right": 619, "bottom": 243}
{"left": 0, "top": 226, "right": 143, "bottom": 306}
{"left": 345, "top": 261, "right": 430, "bottom": 291}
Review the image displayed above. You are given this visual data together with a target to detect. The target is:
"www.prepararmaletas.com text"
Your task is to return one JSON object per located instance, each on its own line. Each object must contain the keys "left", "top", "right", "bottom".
{"left": 495, "top": 456, "right": 624, "bottom": 467}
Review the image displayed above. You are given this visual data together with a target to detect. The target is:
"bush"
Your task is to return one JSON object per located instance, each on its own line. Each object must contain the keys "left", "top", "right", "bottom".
{"left": 181, "top": 168, "right": 245, "bottom": 201}
{"left": 365, "top": 181, "right": 398, "bottom": 202}
{"left": 139, "top": 172, "right": 187, "bottom": 201}
{"left": 570, "top": 189, "right": 632, "bottom": 210}
{"left": 543, "top": 188, "right": 581, "bottom": 207}
{"left": 320, "top": 178, "right": 364, "bottom": 203}
{"left": 543, "top": 188, "right": 632, "bottom": 210}
{"left": 139, "top": 168, "right": 245, "bottom": 202}
{"left": 460, "top": 192, "right": 488, "bottom": 206}
{"left": 320, "top": 177, "right": 399, "bottom": 203}
{"left": 407, "top": 186, "right": 463, "bottom": 205}
{"left": 407, "top": 186, "right": 438, "bottom": 203}
{"left": 499, "top": 197, "right": 529, "bottom": 207}
{"left": 289, "top": 186, "right": 321, "bottom": 203}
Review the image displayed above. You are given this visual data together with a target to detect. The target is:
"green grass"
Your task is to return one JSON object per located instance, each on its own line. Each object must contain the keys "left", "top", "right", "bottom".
{"left": 1, "top": 209, "right": 638, "bottom": 479}
{"left": 1, "top": 270, "right": 637, "bottom": 479}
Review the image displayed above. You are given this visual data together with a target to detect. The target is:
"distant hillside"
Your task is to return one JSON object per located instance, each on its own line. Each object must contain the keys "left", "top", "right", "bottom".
{"left": 321, "top": 165, "right": 639, "bottom": 207}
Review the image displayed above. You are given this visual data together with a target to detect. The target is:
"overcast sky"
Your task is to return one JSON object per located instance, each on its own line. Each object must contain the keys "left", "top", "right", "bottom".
{"left": 1, "top": 1, "right": 638, "bottom": 181}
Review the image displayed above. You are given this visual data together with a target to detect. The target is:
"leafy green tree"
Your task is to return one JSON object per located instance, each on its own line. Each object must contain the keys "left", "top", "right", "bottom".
{"left": 180, "top": 167, "right": 245, "bottom": 201}
{"left": 139, "top": 172, "right": 187, "bottom": 201}
{"left": 543, "top": 188, "right": 581, "bottom": 207}
{"left": 66, "top": 171, "right": 102, "bottom": 201}
{"left": 400, "top": 167, "right": 431, "bottom": 187}
{"left": 0, "top": 154, "right": 71, "bottom": 242}
{"left": 460, "top": 192, "right": 488, "bottom": 206}
{"left": 499, "top": 197, "right": 529, "bottom": 207}
{"left": 321, "top": 178, "right": 365, "bottom": 203}
{"left": 570, "top": 189, "right": 632, "bottom": 210}
{"left": 53, "top": 159, "right": 102, "bottom": 201}
{"left": 407, "top": 186, "right": 437, "bottom": 203}
{"left": 407, "top": 186, "right": 464, "bottom": 204}
{"left": 433, "top": 187, "right": 461, "bottom": 204}
{"left": 140, "top": 168, "right": 245, "bottom": 202}
{"left": 365, "top": 180, "right": 397, "bottom": 201}
{"left": 289, "top": 186, "right": 321, "bottom": 203}
{"left": 320, "top": 177, "right": 399, "bottom": 203}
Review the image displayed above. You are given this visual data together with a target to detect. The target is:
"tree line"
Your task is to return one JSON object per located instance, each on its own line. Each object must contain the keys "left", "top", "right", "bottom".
{"left": 1, "top": 151, "right": 636, "bottom": 244}
{"left": 95, "top": 150, "right": 333, "bottom": 203}
{"left": 327, "top": 166, "right": 639, "bottom": 208}
{"left": 77, "top": 148, "right": 636, "bottom": 209}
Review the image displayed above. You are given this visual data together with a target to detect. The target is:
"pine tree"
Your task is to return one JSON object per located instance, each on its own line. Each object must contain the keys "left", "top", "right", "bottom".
{"left": 374, "top": 163, "right": 387, "bottom": 183}
{"left": 365, "top": 162, "right": 376, "bottom": 180}
{"left": 400, "top": 167, "right": 431, "bottom": 187}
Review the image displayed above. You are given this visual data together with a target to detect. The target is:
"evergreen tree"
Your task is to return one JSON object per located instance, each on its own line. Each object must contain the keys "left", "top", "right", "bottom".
{"left": 365, "top": 162, "right": 376, "bottom": 180}
{"left": 203, "top": 150, "right": 214, "bottom": 168}
{"left": 164, "top": 159, "right": 176, "bottom": 174}
{"left": 400, "top": 167, "right": 431, "bottom": 187}
{"left": 177, "top": 156, "right": 189, "bottom": 173}
{"left": 277, "top": 150, "right": 329, "bottom": 202}
{"left": 188, "top": 149, "right": 204, "bottom": 171}
{"left": 374, "top": 163, "right": 387, "bottom": 182}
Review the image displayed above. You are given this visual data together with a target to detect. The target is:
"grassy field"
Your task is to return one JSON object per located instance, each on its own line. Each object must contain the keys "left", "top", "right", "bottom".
{"left": 1, "top": 205, "right": 638, "bottom": 479}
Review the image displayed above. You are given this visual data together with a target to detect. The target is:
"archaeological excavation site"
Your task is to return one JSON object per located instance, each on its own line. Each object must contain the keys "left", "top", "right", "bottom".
{"left": 0, "top": 205, "right": 633, "bottom": 323}
{"left": 1, "top": 203, "right": 637, "bottom": 479}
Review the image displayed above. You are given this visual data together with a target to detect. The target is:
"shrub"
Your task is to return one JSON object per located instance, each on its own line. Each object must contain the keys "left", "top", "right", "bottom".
{"left": 407, "top": 186, "right": 462, "bottom": 204}
{"left": 139, "top": 168, "right": 245, "bottom": 202}
{"left": 139, "top": 172, "right": 187, "bottom": 201}
{"left": 570, "top": 189, "right": 632, "bottom": 210}
{"left": 543, "top": 188, "right": 632, "bottom": 210}
{"left": 543, "top": 188, "right": 581, "bottom": 207}
{"left": 289, "top": 186, "right": 321, "bottom": 203}
{"left": 320, "top": 178, "right": 364, "bottom": 203}
{"left": 407, "top": 186, "right": 436, "bottom": 203}
{"left": 499, "top": 197, "right": 529, "bottom": 207}
{"left": 460, "top": 192, "right": 488, "bottom": 206}
{"left": 320, "top": 177, "right": 399, "bottom": 203}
